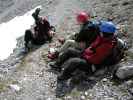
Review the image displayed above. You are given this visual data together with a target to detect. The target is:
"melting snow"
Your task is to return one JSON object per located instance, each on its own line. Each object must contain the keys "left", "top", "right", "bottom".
{"left": 0, "top": 6, "right": 41, "bottom": 60}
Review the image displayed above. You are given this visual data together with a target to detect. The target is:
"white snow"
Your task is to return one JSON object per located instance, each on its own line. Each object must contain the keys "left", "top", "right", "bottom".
{"left": 0, "top": 6, "right": 41, "bottom": 60}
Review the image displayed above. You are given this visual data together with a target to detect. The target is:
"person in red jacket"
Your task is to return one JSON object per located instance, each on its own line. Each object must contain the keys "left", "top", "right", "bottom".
{"left": 24, "top": 8, "right": 55, "bottom": 51}
{"left": 57, "top": 21, "right": 117, "bottom": 81}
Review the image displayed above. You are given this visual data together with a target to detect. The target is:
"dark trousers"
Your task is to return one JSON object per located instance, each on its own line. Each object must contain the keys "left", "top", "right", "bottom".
{"left": 56, "top": 48, "right": 82, "bottom": 67}
{"left": 55, "top": 48, "right": 92, "bottom": 81}
{"left": 58, "top": 57, "right": 92, "bottom": 81}
{"left": 24, "top": 30, "right": 46, "bottom": 48}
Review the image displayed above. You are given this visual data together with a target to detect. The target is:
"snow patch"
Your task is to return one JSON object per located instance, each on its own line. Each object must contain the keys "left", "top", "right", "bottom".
{"left": 0, "top": 6, "right": 41, "bottom": 60}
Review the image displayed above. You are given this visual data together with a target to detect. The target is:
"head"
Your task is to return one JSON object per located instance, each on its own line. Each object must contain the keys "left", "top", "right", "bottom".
{"left": 76, "top": 12, "right": 90, "bottom": 24}
{"left": 99, "top": 21, "right": 116, "bottom": 37}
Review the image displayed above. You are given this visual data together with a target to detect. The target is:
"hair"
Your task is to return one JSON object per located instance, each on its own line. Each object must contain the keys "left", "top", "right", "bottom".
{"left": 25, "top": 29, "right": 32, "bottom": 34}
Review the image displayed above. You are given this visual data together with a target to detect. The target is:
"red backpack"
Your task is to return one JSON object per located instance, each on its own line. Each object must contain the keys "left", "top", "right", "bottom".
{"left": 82, "top": 35, "right": 116, "bottom": 64}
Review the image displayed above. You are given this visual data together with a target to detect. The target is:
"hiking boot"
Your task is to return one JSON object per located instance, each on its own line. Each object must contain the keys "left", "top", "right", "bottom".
{"left": 56, "top": 79, "right": 67, "bottom": 97}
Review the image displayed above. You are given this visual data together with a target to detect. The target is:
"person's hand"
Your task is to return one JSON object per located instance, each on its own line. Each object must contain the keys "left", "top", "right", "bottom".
{"left": 89, "top": 47, "right": 96, "bottom": 53}
{"left": 48, "top": 30, "right": 56, "bottom": 37}
{"left": 79, "top": 41, "right": 86, "bottom": 48}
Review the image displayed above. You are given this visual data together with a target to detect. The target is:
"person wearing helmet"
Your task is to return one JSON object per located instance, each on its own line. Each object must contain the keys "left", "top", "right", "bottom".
{"left": 56, "top": 21, "right": 118, "bottom": 82}
{"left": 24, "top": 8, "right": 55, "bottom": 51}
{"left": 99, "top": 21, "right": 127, "bottom": 66}
{"left": 58, "top": 12, "right": 100, "bottom": 52}
{"left": 75, "top": 12, "right": 99, "bottom": 45}
{"left": 48, "top": 12, "right": 99, "bottom": 61}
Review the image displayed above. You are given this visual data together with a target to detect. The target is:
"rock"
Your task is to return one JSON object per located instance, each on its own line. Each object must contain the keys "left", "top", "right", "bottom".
{"left": 129, "top": 88, "right": 133, "bottom": 95}
{"left": 81, "top": 95, "right": 86, "bottom": 100}
{"left": 9, "top": 84, "right": 21, "bottom": 92}
{"left": 116, "top": 65, "right": 133, "bottom": 79}
{"left": 46, "top": 98, "right": 52, "bottom": 100}
{"left": 122, "top": 1, "right": 130, "bottom": 6}
{"left": 0, "top": 74, "right": 4, "bottom": 81}
{"left": 102, "top": 78, "right": 108, "bottom": 82}
{"left": 125, "top": 80, "right": 133, "bottom": 86}
{"left": 66, "top": 96, "right": 72, "bottom": 99}
{"left": 84, "top": 91, "right": 88, "bottom": 96}
{"left": 93, "top": 67, "right": 107, "bottom": 77}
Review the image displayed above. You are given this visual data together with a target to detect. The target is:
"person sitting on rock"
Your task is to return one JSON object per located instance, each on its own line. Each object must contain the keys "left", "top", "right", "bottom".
{"left": 48, "top": 11, "right": 99, "bottom": 59}
{"left": 24, "top": 8, "right": 55, "bottom": 51}
{"left": 56, "top": 21, "right": 118, "bottom": 81}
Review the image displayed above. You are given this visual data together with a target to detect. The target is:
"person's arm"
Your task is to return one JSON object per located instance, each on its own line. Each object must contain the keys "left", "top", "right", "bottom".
{"left": 43, "top": 19, "right": 56, "bottom": 37}
{"left": 79, "top": 41, "right": 86, "bottom": 49}
{"left": 75, "top": 29, "right": 88, "bottom": 42}
{"left": 43, "top": 18, "right": 51, "bottom": 30}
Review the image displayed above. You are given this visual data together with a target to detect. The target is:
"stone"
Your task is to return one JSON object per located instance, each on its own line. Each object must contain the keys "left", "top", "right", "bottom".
{"left": 9, "top": 84, "right": 21, "bottom": 92}
{"left": 81, "top": 95, "right": 86, "bottom": 100}
{"left": 66, "top": 96, "right": 72, "bottom": 99}
{"left": 116, "top": 65, "right": 133, "bottom": 79}
{"left": 102, "top": 78, "right": 108, "bottom": 82}
{"left": 84, "top": 91, "right": 88, "bottom": 96}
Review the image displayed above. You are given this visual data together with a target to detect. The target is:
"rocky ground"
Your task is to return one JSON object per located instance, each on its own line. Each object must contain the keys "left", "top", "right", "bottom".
{"left": 0, "top": 0, "right": 133, "bottom": 100}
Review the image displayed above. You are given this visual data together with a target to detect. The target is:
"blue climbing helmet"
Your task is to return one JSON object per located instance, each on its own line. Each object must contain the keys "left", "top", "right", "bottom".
{"left": 100, "top": 21, "right": 116, "bottom": 34}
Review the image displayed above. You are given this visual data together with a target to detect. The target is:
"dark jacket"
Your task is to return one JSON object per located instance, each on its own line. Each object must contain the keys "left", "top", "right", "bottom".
{"left": 34, "top": 18, "right": 51, "bottom": 42}
{"left": 75, "top": 21, "right": 100, "bottom": 46}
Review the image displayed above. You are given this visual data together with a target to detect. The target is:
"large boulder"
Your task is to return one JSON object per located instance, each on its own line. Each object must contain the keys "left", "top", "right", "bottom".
{"left": 116, "top": 65, "right": 133, "bottom": 79}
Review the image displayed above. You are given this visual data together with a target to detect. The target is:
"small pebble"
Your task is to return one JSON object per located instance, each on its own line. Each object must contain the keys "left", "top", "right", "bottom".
{"left": 67, "top": 96, "right": 72, "bottom": 99}
{"left": 84, "top": 91, "right": 88, "bottom": 96}
{"left": 102, "top": 78, "right": 107, "bottom": 82}
{"left": 47, "top": 98, "right": 51, "bottom": 100}
{"left": 81, "top": 95, "right": 86, "bottom": 100}
{"left": 9, "top": 84, "right": 21, "bottom": 92}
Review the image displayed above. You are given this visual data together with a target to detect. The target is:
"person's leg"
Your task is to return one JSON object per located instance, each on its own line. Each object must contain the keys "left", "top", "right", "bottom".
{"left": 56, "top": 48, "right": 82, "bottom": 66}
{"left": 59, "top": 40, "right": 79, "bottom": 53}
{"left": 49, "top": 48, "right": 82, "bottom": 70}
{"left": 48, "top": 40, "right": 79, "bottom": 60}
{"left": 58, "top": 58, "right": 92, "bottom": 81}
{"left": 78, "top": 60, "right": 92, "bottom": 75}
{"left": 24, "top": 30, "right": 34, "bottom": 49}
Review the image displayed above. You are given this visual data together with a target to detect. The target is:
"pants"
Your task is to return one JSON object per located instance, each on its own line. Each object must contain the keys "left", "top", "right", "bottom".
{"left": 24, "top": 30, "right": 46, "bottom": 48}
{"left": 56, "top": 48, "right": 82, "bottom": 67}
{"left": 58, "top": 57, "right": 92, "bottom": 81}
{"left": 59, "top": 40, "right": 81, "bottom": 53}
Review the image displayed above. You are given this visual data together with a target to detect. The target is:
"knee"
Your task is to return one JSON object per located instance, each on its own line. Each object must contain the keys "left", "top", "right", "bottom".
{"left": 68, "top": 58, "right": 82, "bottom": 64}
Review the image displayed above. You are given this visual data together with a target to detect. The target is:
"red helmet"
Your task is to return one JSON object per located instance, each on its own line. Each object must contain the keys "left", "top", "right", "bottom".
{"left": 76, "top": 12, "right": 90, "bottom": 23}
